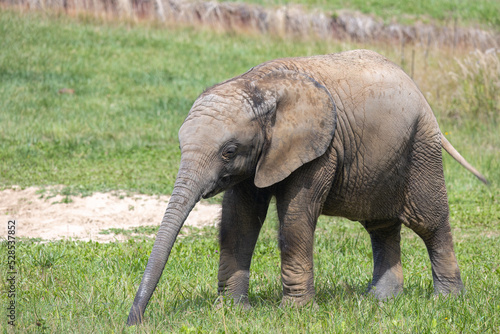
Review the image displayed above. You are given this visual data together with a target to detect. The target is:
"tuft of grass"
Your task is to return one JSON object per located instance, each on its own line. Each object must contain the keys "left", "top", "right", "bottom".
{"left": 451, "top": 49, "right": 500, "bottom": 121}
{"left": 99, "top": 225, "right": 158, "bottom": 237}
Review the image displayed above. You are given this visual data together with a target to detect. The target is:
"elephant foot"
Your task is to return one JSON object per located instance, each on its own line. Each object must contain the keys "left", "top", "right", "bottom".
{"left": 213, "top": 295, "right": 252, "bottom": 310}
{"left": 279, "top": 295, "right": 318, "bottom": 309}
{"left": 433, "top": 276, "right": 464, "bottom": 296}
{"left": 365, "top": 282, "right": 403, "bottom": 301}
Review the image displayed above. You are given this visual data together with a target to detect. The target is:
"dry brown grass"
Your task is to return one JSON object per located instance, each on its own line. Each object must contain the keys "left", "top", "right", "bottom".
{"left": 451, "top": 49, "right": 500, "bottom": 120}
{"left": 373, "top": 43, "right": 499, "bottom": 122}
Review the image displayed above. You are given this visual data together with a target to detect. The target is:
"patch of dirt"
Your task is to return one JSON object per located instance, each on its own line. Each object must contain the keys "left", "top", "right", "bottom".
{"left": 0, "top": 186, "right": 221, "bottom": 242}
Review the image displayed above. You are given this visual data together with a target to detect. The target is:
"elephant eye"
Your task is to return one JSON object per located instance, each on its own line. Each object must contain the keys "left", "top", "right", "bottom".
{"left": 222, "top": 144, "right": 238, "bottom": 160}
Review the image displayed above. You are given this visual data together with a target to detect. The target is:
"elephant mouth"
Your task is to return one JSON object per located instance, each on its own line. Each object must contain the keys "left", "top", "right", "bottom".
{"left": 202, "top": 175, "right": 231, "bottom": 199}
{"left": 202, "top": 187, "right": 223, "bottom": 199}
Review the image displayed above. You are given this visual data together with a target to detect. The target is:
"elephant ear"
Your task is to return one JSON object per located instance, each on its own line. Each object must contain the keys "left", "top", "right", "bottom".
{"left": 254, "top": 71, "right": 337, "bottom": 188}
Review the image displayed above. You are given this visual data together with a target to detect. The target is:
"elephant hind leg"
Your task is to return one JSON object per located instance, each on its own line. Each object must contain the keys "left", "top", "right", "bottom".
{"left": 401, "top": 144, "right": 463, "bottom": 295}
{"left": 424, "top": 230, "right": 463, "bottom": 295}
{"left": 363, "top": 220, "right": 404, "bottom": 300}
{"left": 403, "top": 206, "right": 464, "bottom": 295}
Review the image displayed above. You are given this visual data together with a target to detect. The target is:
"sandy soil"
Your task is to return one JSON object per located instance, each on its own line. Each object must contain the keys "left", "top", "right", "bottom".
{"left": 0, "top": 186, "right": 221, "bottom": 242}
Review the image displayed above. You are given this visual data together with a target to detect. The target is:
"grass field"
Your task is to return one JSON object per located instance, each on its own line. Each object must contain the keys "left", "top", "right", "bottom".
{"left": 1, "top": 8, "right": 499, "bottom": 333}
{"left": 8, "top": 216, "right": 500, "bottom": 332}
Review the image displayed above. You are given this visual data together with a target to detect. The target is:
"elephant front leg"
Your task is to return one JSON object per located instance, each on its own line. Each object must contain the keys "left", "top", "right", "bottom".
{"left": 217, "top": 181, "right": 272, "bottom": 308}
{"left": 277, "top": 199, "right": 321, "bottom": 308}
{"left": 363, "top": 220, "right": 404, "bottom": 300}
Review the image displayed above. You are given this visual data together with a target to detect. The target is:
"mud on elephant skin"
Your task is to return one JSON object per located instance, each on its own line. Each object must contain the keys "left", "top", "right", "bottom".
{"left": 127, "top": 49, "right": 488, "bottom": 325}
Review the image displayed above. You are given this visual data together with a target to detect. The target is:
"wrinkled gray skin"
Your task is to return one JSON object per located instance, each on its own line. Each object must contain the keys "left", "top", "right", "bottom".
{"left": 127, "top": 50, "right": 488, "bottom": 325}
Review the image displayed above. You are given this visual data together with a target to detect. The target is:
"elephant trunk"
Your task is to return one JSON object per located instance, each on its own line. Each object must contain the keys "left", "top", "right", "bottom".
{"left": 127, "top": 162, "right": 204, "bottom": 326}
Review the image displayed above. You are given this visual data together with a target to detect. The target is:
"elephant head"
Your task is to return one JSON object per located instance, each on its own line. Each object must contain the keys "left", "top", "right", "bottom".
{"left": 127, "top": 70, "right": 336, "bottom": 325}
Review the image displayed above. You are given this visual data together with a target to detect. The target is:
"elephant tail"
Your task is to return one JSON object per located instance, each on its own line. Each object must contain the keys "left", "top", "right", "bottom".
{"left": 440, "top": 134, "right": 489, "bottom": 185}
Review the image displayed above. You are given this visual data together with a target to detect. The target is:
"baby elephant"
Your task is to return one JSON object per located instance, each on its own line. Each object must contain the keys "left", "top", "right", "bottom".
{"left": 127, "top": 49, "right": 488, "bottom": 325}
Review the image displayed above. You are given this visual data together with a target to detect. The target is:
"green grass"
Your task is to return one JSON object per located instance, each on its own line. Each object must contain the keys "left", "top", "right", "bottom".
{"left": 0, "top": 9, "right": 499, "bottom": 333}
{"left": 225, "top": 0, "right": 500, "bottom": 30}
{"left": 3, "top": 216, "right": 499, "bottom": 332}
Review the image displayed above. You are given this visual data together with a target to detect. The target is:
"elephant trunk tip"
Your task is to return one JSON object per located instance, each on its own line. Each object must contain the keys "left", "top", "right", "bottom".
{"left": 126, "top": 304, "right": 144, "bottom": 326}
